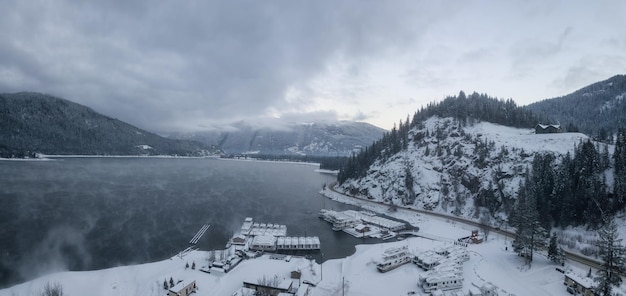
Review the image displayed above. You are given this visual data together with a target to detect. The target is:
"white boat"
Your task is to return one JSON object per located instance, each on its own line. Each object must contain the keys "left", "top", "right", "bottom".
{"left": 376, "top": 246, "right": 412, "bottom": 272}
{"left": 382, "top": 232, "right": 396, "bottom": 240}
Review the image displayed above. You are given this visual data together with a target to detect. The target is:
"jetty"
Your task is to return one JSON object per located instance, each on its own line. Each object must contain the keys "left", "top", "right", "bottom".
{"left": 189, "top": 223, "right": 211, "bottom": 245}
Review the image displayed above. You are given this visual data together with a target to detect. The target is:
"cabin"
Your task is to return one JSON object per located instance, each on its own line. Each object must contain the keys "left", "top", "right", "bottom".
{"left": 535, "top": 124, "right": 562, "bottom": 134}
{"left": 564, "top": 272, "right": 596, "bottom": 296}
{"left": 167, "top": 280, "right": 197, "bottom": 296}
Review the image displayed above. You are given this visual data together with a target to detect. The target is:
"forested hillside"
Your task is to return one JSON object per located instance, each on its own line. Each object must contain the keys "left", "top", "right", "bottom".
{"left": 0, "top": 92, "right": 219, "bottom": 157}
{"left": 526, "top": 74, "right": 626, "bottom": 139}
{"left": 169, "top": 120, "right": 386, "bottom": 157}
{"left": 337, "top": 92, "right": 625, "bottom": 229}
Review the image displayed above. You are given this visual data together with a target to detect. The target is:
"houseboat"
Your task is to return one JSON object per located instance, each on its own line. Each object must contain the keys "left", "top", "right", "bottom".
{"left": 421, "top": 271, "right": 463, "bottom": 293}
{"left": 376, "top": 245, "right": 412, "bottom": 272}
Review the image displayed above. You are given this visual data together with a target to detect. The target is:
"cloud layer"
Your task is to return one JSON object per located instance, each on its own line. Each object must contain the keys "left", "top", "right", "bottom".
{"left": 1, "top": 1, "right": 625, "bottom": 132}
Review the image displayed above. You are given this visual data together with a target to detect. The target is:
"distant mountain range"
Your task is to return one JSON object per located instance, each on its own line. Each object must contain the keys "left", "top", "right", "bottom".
{"left": 0, "top": 92, "right": 219, "bottom": 157}
{"left": 168, "top": 120, "right": 386, "bottom": 157}
{"left": 526, "top": 74, "right": 626, "bottom": 137}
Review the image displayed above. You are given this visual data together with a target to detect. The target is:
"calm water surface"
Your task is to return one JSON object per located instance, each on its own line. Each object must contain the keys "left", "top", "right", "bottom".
{"left": 0, "top": 157, "right": 377, "bottom": 287}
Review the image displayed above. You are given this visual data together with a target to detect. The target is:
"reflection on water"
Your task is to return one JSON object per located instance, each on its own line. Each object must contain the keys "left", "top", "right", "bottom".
{"left": 0, "top": 158, "right": 375, "bottom": 288}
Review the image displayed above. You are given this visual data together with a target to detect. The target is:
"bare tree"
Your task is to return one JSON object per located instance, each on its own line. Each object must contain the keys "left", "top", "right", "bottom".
{"left": 41, "top": 282, "right": 64, "bottom": 296}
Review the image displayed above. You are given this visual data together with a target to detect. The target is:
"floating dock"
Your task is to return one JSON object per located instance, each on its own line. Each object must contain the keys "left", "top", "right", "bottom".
{"left": 189, "top": 223, "right": 211, "bottom": 245}
{"left": 319, "top": 209, "right": 406, "bottom": 238}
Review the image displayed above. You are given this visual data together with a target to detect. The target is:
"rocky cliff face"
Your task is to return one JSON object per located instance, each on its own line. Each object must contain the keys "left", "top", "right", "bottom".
{"left": 338, "top": 116, "right": 589, "bottom": 219}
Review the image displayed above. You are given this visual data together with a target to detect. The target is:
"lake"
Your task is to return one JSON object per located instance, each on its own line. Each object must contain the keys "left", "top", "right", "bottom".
{"left": 0, "top": 157, "right": 376, "bottom": 288}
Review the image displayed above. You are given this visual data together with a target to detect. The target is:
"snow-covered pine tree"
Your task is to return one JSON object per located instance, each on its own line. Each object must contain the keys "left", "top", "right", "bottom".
{"left": 594, "top": 216, "right": 626, "bottom": 295}
{"left": 548, "top": 233, "right": 559, "bottom": 262}
{"left": 510, "top": 180, "right": 547, "bottom": 265}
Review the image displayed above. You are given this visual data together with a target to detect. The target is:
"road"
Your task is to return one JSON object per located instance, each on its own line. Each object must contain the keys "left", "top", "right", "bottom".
{"left": 326, "top": 182, "right": 604, "bottom": 270}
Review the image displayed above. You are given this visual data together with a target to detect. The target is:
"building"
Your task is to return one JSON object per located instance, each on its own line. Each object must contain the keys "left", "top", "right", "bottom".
{"left": 276, "top": 236, "right": 321, "bottom": 251}
{"left": 564, "top": 272, "right": 596, "bottom": 296}
{"left": 167, "top": 280, "right": 196, "bottom": 296}
{"left": 243, "top": 279, "right": 294, "bottom": 295}
{"left": 535, "top": 124, "right": 562, "bottom": 134}
{"left": 250, "top": 235, "right": 277, "bottom": 251}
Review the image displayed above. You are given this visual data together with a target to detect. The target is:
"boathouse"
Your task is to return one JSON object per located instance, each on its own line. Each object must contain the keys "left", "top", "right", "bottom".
{"left": 250, "top": 235, "right": 277, "bottom": 252}
{"left": 167, "top": 280, "right": 197, "bottom": 296}
{"left": 276, "top": 236, "right": 321, "bottom": 251}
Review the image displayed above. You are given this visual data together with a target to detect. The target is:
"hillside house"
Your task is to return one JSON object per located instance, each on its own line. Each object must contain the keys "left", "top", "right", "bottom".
{"left": 535, "top": 124, "right": 562, "bottom": 134}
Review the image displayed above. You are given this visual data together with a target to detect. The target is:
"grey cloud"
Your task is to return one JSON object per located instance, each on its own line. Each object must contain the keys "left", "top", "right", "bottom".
{"left": 0, "top": 1, "right": 444, "bottom": 132}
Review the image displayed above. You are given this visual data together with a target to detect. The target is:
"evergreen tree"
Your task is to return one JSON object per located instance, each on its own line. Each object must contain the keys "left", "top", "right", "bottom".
{"left": 548, "top": 233, "right": 558, "bottom": 262}
{"left": 595, "top": 216, "right": 626, "bottom": 295}
{"left": 192, "top": 261, "right": 196, "bottom": 270}
{"left": 163, "top": 280, "right": 168, "bottom": 290}
{"left": 169, "top": 277, "right": 174, "bottom": 288}
{"left": 547, "top": 233, "right": 564, "bottom": 265}
{"left": 510, "top": 181, "right": 548, "bottom": 265}
{"left": 614, "top": 129, "right": 626, "bottom": 211}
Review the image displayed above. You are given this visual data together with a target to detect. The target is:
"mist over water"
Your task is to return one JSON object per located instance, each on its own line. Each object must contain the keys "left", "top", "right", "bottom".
{"left": 0, "top": 158, "right": 370, "bottom": 288}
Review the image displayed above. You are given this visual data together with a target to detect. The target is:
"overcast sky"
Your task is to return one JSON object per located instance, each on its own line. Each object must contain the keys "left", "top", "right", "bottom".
{"left": 1, "top": 1, "right": 625, "bottom": 132}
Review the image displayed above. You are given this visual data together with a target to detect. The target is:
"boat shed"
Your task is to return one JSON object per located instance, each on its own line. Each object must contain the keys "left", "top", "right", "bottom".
{"left": 276, "top": 236, "right": 320, "bottom": 251}
{"left": 250, "top": 235, "right": 277, "bottom": 252}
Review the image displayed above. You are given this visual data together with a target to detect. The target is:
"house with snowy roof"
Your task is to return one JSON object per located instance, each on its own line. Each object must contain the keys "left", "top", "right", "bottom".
{"left": 564, "top": 272, "right": 596, "bottom": 296}
{"left": 167, "top": 280, "right": 196, "bottom": 296}
{"left": 535, "top": 124, "right": 562, "bottom": 134}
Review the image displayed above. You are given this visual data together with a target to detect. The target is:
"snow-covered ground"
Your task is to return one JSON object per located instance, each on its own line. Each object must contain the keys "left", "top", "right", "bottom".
{"left": 1, "top": 194, "right": 607, "bottom": 296}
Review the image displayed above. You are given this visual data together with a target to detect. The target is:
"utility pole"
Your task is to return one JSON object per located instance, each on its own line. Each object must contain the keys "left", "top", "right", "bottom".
{"left": 321, "top": 252, "right": 324, "bottom": 282}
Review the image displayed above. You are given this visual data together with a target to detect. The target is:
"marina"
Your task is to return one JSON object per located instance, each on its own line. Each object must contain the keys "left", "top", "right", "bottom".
{"left": 318, "top": 209, "right": 407, "bottom": 238}
{"left": 229, "top": 217, "right": 321, "bottom": 253}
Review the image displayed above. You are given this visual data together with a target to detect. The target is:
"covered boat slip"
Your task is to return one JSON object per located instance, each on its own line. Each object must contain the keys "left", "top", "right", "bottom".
{"left": 276, "top": 236, "right": 320, "bottom": 251}
{"left": 238, "top": 217, "right": 321, "bottom": 253}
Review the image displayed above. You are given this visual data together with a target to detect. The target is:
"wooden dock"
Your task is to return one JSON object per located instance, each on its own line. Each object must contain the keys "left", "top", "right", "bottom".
{"left": 189, "top": 224, "right": 210, "bottom": 245}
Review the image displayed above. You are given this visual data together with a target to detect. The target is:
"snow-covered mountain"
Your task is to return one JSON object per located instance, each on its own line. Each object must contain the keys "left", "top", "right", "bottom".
{"left": 338, "top": 116, "right": 590, "bottom": 219}
{"left": 168, "top": 120, "right": 386, "bottom": 157}
{"left": 0, "top": 92, "right": 220, "bottom": 157}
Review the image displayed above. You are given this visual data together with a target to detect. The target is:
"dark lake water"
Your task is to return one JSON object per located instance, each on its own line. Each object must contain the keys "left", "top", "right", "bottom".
{"left": 0, "top": 157, "right": 376, "bottom": 288}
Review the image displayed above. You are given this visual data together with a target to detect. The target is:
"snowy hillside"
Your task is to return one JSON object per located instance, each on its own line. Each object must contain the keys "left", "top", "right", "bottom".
{"left": 338, "top": 116, "right": 591, "bottom": 219}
